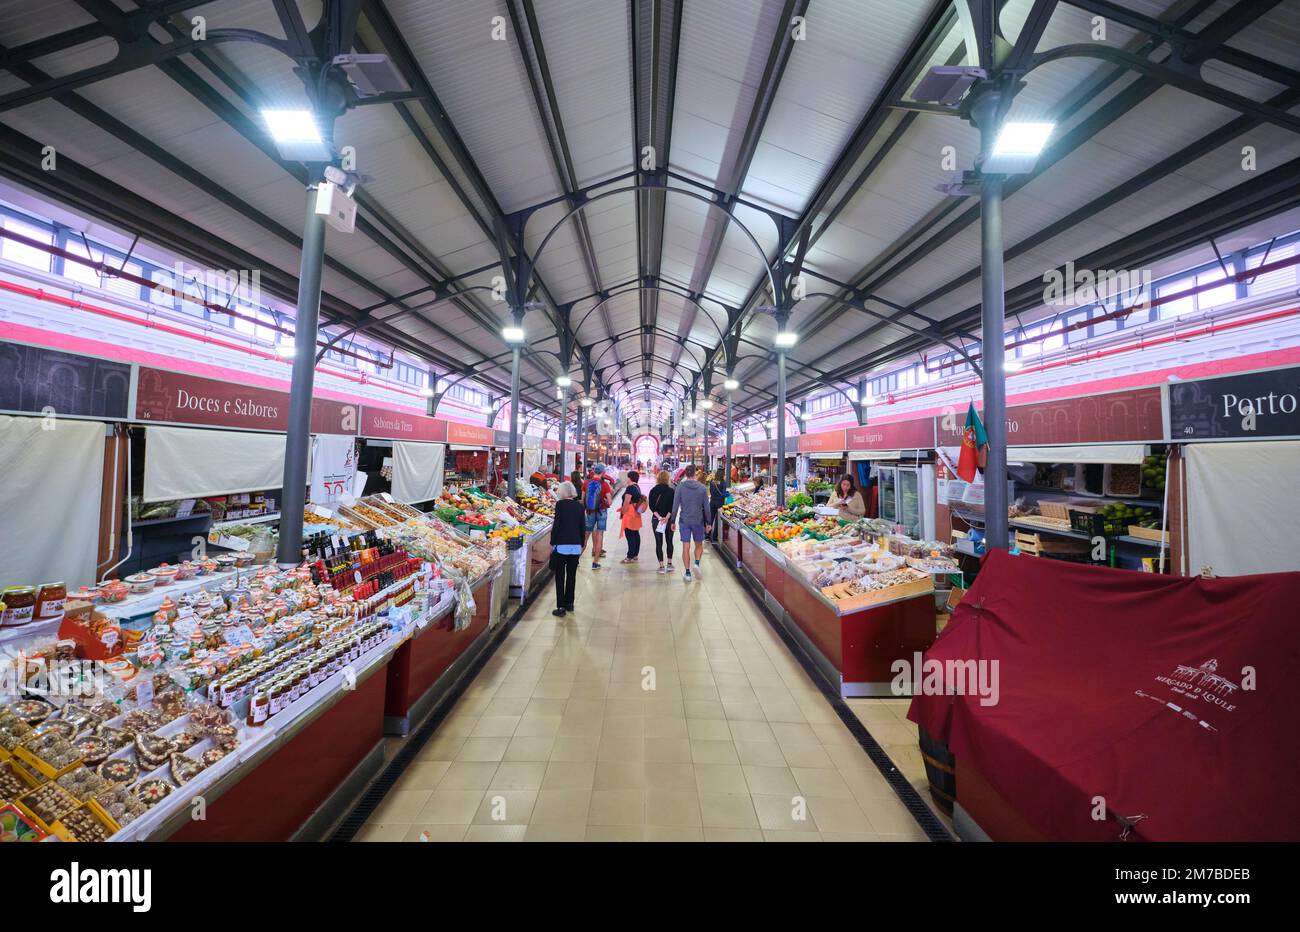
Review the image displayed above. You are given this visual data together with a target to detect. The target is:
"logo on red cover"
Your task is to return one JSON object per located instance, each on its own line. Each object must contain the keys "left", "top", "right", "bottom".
{"left": 1138, "top": 657, "right": 1242, "bottom": 732}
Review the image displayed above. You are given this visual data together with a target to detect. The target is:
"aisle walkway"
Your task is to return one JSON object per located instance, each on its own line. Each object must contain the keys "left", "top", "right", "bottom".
{"left": 353, "top": 510, "right": 930, "bottom": 842}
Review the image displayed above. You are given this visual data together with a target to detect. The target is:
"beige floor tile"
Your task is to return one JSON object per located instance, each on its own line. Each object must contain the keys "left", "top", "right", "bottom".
{"left": 463, "top": 824, "right": 528, "bottom": 842}
{"left": 369, "top": 789, "right": 432, "bottom": 823}
{"left": 483, "top": 696, "right": 531, "bottom": 716}
{"left": 394, "top": 760, "right": 452, "bottom": 792}
{"left": 643, "top": 715, "right": 689, "bottom": 738}
{"left": 644, "top": 761, "right": 696, "bottom": 791}
{"left": 694, "top": 763, "right": 749, "bottom": 795}
{"left": 742, "top": 765, "right": 799, "bottom": 796}
{"left": 524, "top": 697, "right": 569, "bottom": 717}
{"left": 704, "top": 827, "right": 765, "bottom": 842}
{"left": 687, "top": 718, "right": 733, "bottom": 741}
{"left": 489, "top": 761, "right": 548, "bottom": 790}
{"left": 646, "top": 825, "right": 704, "bottom": 841}
{"left": 502, "top": 735, "right": 555, "bottom": 761}
{"left": 684, "top": 699, "right": 726, "bottom": 719}
{"left": 727, "top": 720, "right": 776, "bottom": 743}
{"left": 436, "top": 714, "right": 481, "bottom": 738}
{"left": 594, "top": 760, "right": 646, "bottom": 789}
{"left": 404, "top": 824, "right": 469, "bottom": 842}
{"left": 860, "top": 798, "right": 929, "bottom": 836}
{"left": 524, "top": 822, "right": 586, "bottom": 842}
{"left": 472, "top": 790, "right": 538, "bottom": 824}
{"left": 416, "top": 790, "right": 485, "bottom": 824}
{"left": 514, "top": 715, "right": 562, "bottom": 737}
{"left": 456, "top": 737, "right": 510, "bottom": 762}
{"left": 550, "top": 735, "right": 601, "bottom": 761}
{"left": 645, "top": 788, "right": 702, "bottom": 826}
{"left": 438, "top": 761, "right": 500, "bottom": 790}
{"left": 779, "top": 743, "right": 836, "bottom": 769}
{"left": 751, "top": 794, "right": 819, "bottom": 832}
{"left": 690, "top": 739, "right": 741, "bottom": 765}
{"left": 531, "top": 788, "right": 592, "bottom": 823}
{"left": 792, "top": 767, "right": 856, "bottom": 800}
{"left": 821, "top": 832, "right": 885, "bottom": 843}
{"left": 418, "top": 735, "right": 467, "bottom": 761}
{"left": 643, "top": 736, "right": 693, "bottom": 762}
{"left": 763, "top": 830, "right": 822, "bottom": 842}
{"left": 735, "top": 740, "right": 788, "bottom": 767}
{"left": 588, "top": 789, "right": 646, "bottom": 825}
{"left": 598, "top": 734, "right": 646, "bottom": 761}
{"left": 698, "top": 793, "right": 761, "bottom": 829}
{"left": 806, "top": 796, "right": 874, "bottom": 833}
{"left": 543, "top": 759, "right": 597, "bottom": 790}
{"left": 585, "top": 825, "right": 645, "bottom": 842}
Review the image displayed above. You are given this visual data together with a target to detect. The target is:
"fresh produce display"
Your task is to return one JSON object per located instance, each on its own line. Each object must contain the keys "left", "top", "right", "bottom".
{"left": 490, "top": 526, "right": 529, "bottom": 541}
{"left": 1142, "top": 451, "right": 1168, "bottom": 492}
{"left": 457, "top": 513, "right": 492, "bottom": 528}
{"left": 434, "top": 505, "right": 462, "bottom": 522}
{"left": 1098, "top": 501, "right": 1159, "bottom": 535}
{"left": 787, "top": 492, "right": 813, "bottom": 508}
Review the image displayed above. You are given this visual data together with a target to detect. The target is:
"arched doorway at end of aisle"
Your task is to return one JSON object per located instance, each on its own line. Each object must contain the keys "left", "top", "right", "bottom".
{"left": 633, "top": 433, "right": 660, "bottom": 472}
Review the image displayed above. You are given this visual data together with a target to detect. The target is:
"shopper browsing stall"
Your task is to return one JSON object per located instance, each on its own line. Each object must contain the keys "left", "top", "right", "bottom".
{"left": 549, "top": 481, "right": 584, "bottom": 617}
{"left": 670, "top": 464, "right": 712, "bottom": 582}
{"left": 707, "top": 472, "right": 727, "bottom": 542}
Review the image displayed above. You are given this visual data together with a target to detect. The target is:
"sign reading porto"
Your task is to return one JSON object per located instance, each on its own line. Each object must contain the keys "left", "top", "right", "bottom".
{"left": 1169, "top": 366, "right": 1300, "bottom": 440}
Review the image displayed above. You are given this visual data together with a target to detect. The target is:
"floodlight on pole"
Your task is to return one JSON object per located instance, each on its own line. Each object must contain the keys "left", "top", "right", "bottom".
{"left": 983, "top": 121, "right": 1055, "bottom": 174}
{"left": 774, "top": 330, "right": 798, "bottom": 348}
{"left": 724, "top": 378, "right": 740, "bottom": 391}
{"left": 262, "top": 109, "right": 332, "bottom": 162}
{"left": 502, "top": 325, "right": 526, "bottom": 343}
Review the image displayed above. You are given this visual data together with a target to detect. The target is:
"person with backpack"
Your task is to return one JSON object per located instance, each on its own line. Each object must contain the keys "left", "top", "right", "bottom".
{"left": 669, "top": 464, "right": 712, "bottom": 582}
{"left": 648, "top": 470, "right": 675, "bottom": 574}
{"left": 582, "top": 463, "right": 614, "bottom": 570}
{"left": 619, "top": 471, "right": 646, "bottom": 564}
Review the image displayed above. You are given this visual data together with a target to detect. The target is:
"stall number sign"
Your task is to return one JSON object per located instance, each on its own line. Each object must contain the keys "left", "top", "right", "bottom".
{"left": 1169, "top": 366, "right": 1300, "bottom": 439}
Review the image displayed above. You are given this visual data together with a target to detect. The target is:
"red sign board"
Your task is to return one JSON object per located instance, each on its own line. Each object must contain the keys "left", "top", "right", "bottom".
{"left": 447, "top": 421, "right": 494, "bottom": 446}
{"left": 932, "top": 387, "right": 1163, "bottom": 446}
{"left": 134, "top": 367, "right": 354, "bottom": 434}
{"left": 358, "top": 406, "right": 447, "bottom": 442}
{"left": 749, "top": 440, "right": 772, "bottom": 456}
{"left": 541, "top": 439, "right": 560, "bottom": 452}
{"left": 798, "top": 429, "right": 846, "bottom": 454}
{"left": 846, "top": 417, "right": 935, "bottom": 451}
{"left": 731, "top": 442, "right": 751, "bottom": 456}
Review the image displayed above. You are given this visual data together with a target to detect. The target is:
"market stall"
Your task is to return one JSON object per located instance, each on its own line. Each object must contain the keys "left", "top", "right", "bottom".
{"left": 718, "top": 487, "right": 948, "bottom": 696}
{"left": 910, "top": 550, "right": 1300, "bottom": 841}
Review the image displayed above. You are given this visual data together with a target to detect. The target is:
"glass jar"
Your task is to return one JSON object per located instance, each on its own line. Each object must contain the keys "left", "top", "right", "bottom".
{"left": 0, "top": 586, "right": 37, "bottom": 628}
{"left": 34, "top": 582, "right": 67, "bottom": 623}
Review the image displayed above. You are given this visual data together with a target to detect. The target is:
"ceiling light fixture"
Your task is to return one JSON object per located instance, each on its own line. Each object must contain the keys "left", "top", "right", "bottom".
{"left": 262, "top": 109, "right": 331, "bottom": 162}
{"left": 724, "top": 378, "right": 739, "bottom": 391}
{"left": 580, "top": 397, "right": 594, "bottom": 408}
{"left": 502, "top": 325, "right": 526, "bottom": 344}
{"left": 555, "top": 375, "right": 572, "bottom": 387}
{"left": 774, "top": 330, "right": 798, "bottom": 348}
{"left": 984, "top": 121, "right": 1055, "bottom": 174}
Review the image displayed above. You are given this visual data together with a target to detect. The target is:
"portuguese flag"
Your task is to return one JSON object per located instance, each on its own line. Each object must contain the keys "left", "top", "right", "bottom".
{"left": 957, "top": 402, "right": 987, "bottom": 483}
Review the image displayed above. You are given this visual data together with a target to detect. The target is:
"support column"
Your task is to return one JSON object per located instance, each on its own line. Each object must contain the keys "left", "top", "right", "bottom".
{"left": 724, "top": 389, "right": 734, "bottom": 491}
{"left": 776, "top": 350, "right": 788, "bottom": 508}
{"left": 973, "top": 89, "right": 1008, "bottom": 551}
{"left": 579, "top": 404, "right": 588, "bottom": 474}
{"left": 558, "top": 394, "right": 567, "bottom": 479}
{"left": 507, "top": 344, "right": 521, "bottom": 498}
{"left": 277, "top": 182, "right": 327, "bottom": 563}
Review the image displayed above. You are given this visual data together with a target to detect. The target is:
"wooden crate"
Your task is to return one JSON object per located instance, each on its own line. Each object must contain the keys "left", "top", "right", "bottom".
{"left": 1127, "top": 524, "right": 1169, "bottom": 543}
{"left": 820, "top": 574, "right": 934, "bottom": 613}
{"left": 1039, "top": 499, "right": 1097, "bottom": 521}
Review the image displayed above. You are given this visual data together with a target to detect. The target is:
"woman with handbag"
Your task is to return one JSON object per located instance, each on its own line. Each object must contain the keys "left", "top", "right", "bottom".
{"left": 550, "top": 481, "right": 585, "bottom": 617}
{"left": 649, "top": 470, "right": 675, "bottom": 574}
{"left": 619, "top": 471, "right": 646, "bottom": 563}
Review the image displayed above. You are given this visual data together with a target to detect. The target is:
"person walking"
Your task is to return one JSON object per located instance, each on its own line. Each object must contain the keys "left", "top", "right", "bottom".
{"left": 648, "top": 470, "right": 675, "bottom": 574}
{"left": 706, "top": 472, "right": 727, "bottom": 543}
{"left": 829, "top": 474, "right": 867, "bottom": 521}
{"left": 618, "top": 471, "right": 646, "bottom": 563}
{"left": 550, "top": 481, "right": 585, "bottom": 617}
{"left": 582, "top": 463, "right": 614, "bottom": 569}
{"left": 670, "top": 464, "right": 712, "bottom": 582}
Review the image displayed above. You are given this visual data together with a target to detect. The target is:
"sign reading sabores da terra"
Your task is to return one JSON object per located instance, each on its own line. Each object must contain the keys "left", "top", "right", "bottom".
{"left": 357, "top": 405, "right": 447, "bottom": 442}
{"left": 134, "top": 367, "right": 354, "bottom": 433}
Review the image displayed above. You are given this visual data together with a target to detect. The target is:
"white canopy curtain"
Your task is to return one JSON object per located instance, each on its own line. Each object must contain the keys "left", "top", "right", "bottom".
{"left": 0, "top": 415, "right": 105, "bottom": 590}
{"left": 1006, "top": 444, "right": 1147, "bottom": 465}
{"left": 143, "top": 425, "right": 287, "bottom": 502}
{"left": 1185, "top": 441, "right": 1300, "bottom": 577}
{"left": 392, "top": 441, "right": 445, "bottom": 504}
{"left": 522, "top": 446, "right": 542, "bottom": 481}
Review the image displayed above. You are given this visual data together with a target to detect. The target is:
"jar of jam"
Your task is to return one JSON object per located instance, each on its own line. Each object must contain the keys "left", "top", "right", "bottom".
{"left": 32, "top": 581, "right": 66, "bottom": 623}
{"left": 248, "top": 688, "right": 270, "bottom": 726}
{"left": 1, "top": 586, "right": 37, "bottom": 628}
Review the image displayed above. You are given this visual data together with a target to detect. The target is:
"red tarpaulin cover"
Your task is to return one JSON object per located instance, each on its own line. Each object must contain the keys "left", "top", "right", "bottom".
{"left": 908, "top": 550, "right": 1300, "bottom": 841}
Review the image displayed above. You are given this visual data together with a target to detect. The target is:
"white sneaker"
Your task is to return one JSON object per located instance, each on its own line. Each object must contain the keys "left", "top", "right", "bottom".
{"left": 693, "top": 562, "right": 702, "bottom": 579}
{"left": 656, "top": 565, "right": 666, "bottom": 575}
{"left": 683, "top": 570, "right": 692, "bottom": 582}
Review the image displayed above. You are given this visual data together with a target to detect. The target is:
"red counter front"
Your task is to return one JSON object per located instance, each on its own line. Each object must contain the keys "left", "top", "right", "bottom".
{"left": 725, "top": 515, "right": 936, "bottom": 696}
{"left": 384, "top": 573, "right": 496, "bottom": 729}
{"left": 170, "top": 656, "right": 390, "bottom": 842}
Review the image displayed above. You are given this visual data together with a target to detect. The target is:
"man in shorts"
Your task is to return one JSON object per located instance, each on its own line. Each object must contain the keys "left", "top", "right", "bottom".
{"left": 582, "top": 463, "right": 614, "bottom": 569}
{"left": 669, "top": 464, "right": 712, "bottom": 581}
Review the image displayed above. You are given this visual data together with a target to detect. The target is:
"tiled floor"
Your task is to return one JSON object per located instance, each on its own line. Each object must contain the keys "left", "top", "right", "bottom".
{"left": 353, "top": 511, "right": 932, "bottom": 842}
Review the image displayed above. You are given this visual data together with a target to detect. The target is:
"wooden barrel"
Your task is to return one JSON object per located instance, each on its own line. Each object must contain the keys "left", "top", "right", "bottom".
{"left": 918, "top": 728, "right": 956, "bottom": 815}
